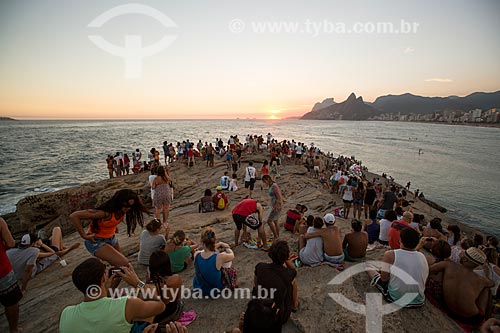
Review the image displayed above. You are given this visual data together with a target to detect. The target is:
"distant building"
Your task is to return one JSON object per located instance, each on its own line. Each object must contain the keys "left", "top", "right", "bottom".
{"left": 471, "top": 109, "right": 482, "bottom": 120}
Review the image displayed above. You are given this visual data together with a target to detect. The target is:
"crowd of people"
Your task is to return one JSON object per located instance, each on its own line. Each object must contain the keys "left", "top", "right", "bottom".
{"left": 1, "top": 132, "right": 500, "bottom": 333}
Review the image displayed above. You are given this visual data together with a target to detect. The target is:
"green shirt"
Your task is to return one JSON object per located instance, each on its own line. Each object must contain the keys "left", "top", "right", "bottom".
{"left": 59, "top": 296, "right": 131, "bottom": 333}
{"left": 168, "top": 246, "right": 192, "bottom": 273}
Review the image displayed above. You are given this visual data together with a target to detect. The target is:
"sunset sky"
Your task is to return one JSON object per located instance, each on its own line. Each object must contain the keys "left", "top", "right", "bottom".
{"left": 1, "top": 0, "right": 499, "bottom": 120}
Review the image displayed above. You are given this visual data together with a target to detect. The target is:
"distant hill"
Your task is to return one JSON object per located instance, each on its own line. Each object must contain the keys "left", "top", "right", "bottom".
{"left": 372, "top": 91, "right": 500, "bottom": 115}
{"left": 301, "top": 93, "right": 380, "bottom": 120}
{"left": 0, "top": 117, "right": 17, "bottom": 121}
{"left": 301, "top": 90, "right": 500, "bottom": 120}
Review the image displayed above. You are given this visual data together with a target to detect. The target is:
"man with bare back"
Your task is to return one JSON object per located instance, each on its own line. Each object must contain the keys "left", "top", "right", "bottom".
{"left": 430, "top": 247, "right": 494, "bottom": 326}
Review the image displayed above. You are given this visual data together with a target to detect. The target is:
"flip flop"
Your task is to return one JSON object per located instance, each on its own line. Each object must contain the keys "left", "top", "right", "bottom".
{"left": 243, "top": 242, "right": 259, "bottom": 249}
{"left": 261, "top": 246, "right": 270, "bottom": 252}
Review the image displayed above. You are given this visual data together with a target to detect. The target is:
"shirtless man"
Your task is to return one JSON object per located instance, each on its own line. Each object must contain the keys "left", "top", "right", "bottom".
{"left": 304, "top": 214, "right": 344, "bottom": 264}
{"left": 342, "top": 219, "right": 368, "bottom": 261}
{"left": 429, "top": 247, "right": 494, "bottom": 326}
{"left": 313, "top": 156, "right": 321, "bottom": 179}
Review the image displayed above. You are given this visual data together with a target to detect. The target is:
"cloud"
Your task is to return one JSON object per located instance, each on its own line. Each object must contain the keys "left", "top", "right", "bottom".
{"left": 403, "top": 47, "right": 415, "bottom": 54}
{"left": 424, "top": 78, "right": 453, "bottom": 83}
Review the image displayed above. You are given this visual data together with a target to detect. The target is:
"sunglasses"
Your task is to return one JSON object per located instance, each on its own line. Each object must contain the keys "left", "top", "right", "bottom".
{"left": 122, "top": 202, "right": 132, "bottom": 208}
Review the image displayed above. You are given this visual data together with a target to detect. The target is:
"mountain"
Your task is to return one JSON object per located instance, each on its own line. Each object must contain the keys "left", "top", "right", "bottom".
{"left": 372, "top": 91, "right": 500, "bottom": 115}
{"left": 311, "top": 98, "right": 335, "bottom": 111}
{"left": 302, "top": 90, "right": 500, "bottom": 120}
{"left": 301, "top": 93, "right": 380, "bottom": 120}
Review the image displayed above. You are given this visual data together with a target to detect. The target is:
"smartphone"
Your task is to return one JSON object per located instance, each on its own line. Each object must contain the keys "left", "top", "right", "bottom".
{"left": 108, "top": 268, "right": 123, "bottom": 277}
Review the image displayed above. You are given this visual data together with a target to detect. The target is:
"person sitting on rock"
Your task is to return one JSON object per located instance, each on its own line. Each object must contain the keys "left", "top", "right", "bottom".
{"left": 199, "top": 189, "right": 215, "bottom": 213}
{"left": 302, "top": 214, "right": 344, "bottom": 265}
{"left": 192, "top": 227, "right": 234, "bottom": 297}
{"left": 429, "top": 247, "right": 494, "bottom": 326}
{"left": 59, "top": 258, "right": 167, "bottom": 333}
{"left": 366, "top": 227, "right": 429, "bottom": 308}
{"left": 138, "top": 218, "right": 169, "bottom": 266}
{"left": 422, "top": 217, "right": 447, "bottom": 242}
{"left": 342, "top": 219, "right": 368, "bottom": 262}
{"left": 298, "top": 216, "right": 324, "bottom": 267}
{"left": 212, "top": 186, "right": 229, "bottom": 211}
{"left": 284, "top": 204, "right": 306, "bottom": 233}
{"left": 220, "top": 171, "right": 230, "bottom": 190}
{"left": 6, "top": 227, "right": 79, "bottom": 293}
{"left": 253, "top": 240, "right": 298, "bottom": 325}
{"left": 142, "top": 251, "right": 184, "bottom": 324}
{"left": 165, "top": 230, "right": 198, "bottom": 273}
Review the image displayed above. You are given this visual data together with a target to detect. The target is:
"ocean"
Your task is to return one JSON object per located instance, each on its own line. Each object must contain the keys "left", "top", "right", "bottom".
{"left": 1, "top": 119, "right": 499, "bottom": 236}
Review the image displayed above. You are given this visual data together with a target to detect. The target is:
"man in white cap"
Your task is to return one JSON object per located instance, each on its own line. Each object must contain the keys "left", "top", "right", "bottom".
{"left": 303, "top": 213, "right": 344, "bottom": 264}
{"left": 429, "top": 246, "right": 494, "bottom": 326}
{"left": 7, "top": 228, "right": 79, "bottom": 292}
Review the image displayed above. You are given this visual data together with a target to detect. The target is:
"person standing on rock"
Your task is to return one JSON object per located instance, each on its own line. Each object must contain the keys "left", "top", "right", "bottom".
{"left": 244, "top": 161, "right": 257, "bottom": 198}
{"left": 262, "top": 175, "right": 283, "bottom": 239}
{"left": 70, "top": 189, "right": 148, "bottom": 267}
{"left": 152, "top": 166, "right": 173, "bottom": 227}
{"left": 0, "top": 217, "right": 23, "bottom": 333}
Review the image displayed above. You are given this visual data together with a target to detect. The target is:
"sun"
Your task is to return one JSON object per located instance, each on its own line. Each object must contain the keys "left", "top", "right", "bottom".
{"left": 269, "top": 109, "right": 281, "bottom": 120}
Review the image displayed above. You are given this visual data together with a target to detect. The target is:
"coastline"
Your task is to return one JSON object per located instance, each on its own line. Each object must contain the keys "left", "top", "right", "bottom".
{"left": 369, "top": 119, "right": 500, "bottom": 129}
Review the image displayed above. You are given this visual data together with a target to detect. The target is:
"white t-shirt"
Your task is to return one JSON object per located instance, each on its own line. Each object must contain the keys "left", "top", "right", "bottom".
{"left": 229, "top": 179, "right": 238, "bottom": 191}
{"left": 245, "top": 166, "right": 256, "bottom": 182}
{"left": 299, "top": 227, "right": 324, "bottom": 266}
{"left": 379, "top": 219, "right": 392, "bottom": 242}
{"left": 149, "top": 175, "right": 157, "bottom": 199}
{"left": 220, "top": 176, "right": 230, "bottom": 189}
{"left": 343, "top": 186, "right": 354, "bottom": 201}
{"left": 388, "top": 249, "right": 428, "bottom": 305}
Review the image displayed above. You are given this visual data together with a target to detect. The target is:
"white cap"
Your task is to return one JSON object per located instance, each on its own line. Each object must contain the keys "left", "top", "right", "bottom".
{"left": 21, "top": 234, "right": 33, "bottom": 246}
{"left": 324, "top": 213, "right": 336, "bottom": 225}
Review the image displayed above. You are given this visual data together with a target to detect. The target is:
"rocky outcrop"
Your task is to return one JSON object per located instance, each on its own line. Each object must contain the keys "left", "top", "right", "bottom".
{"left": 0, "top": 153, "right": 471, "bottom": 333}
{"left": 6, "top": 174, "right": 152, "bottom": 236}
{"left": 302, "top": 93, "right": 380, "bottom": 120}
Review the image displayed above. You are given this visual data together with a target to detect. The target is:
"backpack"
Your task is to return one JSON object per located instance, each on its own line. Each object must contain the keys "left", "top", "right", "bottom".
{"left": 217, "top": 195, "right": 226, "bottom": 210}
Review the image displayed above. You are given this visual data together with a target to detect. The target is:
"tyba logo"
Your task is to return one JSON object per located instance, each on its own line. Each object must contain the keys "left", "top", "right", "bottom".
{"left": 328, "top": 260, "right": 420, "bottom": 333}
{"left": 88, "top": 3, "right": 177, "bottom": 78}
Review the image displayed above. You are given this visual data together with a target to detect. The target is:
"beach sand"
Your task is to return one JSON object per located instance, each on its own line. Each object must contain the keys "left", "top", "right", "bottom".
{"left": 0, "top": 153, "right": 482, "bottom": 332}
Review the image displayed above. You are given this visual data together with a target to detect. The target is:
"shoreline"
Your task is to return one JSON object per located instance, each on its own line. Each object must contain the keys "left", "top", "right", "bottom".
{"left": 369, "top": 119, "right": 500, "bottom": 128}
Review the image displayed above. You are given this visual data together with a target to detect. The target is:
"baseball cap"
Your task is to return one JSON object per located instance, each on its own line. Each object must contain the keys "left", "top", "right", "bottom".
{"left": 324, "top": 213, "right": 335, "bottom": 225}
{"left": 21, "top": 233, "right": 38, "bottom": 246}
{"left": 216, "top": 186, "right": 222, "bottom": 191}
{"left": 464, "top": 247, "right": 486, "bottom": 266}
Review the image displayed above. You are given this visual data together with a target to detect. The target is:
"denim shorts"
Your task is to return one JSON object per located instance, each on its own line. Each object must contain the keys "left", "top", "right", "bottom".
{"left": 84, "top": 235, "right": 118, "bottom": 256}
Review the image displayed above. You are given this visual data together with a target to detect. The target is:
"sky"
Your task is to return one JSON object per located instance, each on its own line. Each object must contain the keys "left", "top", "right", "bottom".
{"left": 0, "top": 0, "right": 499, "bottom": 120}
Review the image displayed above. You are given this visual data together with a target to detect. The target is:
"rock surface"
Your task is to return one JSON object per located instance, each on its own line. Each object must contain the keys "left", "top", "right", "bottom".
{"left": 1, "top": 153, "right": 467, "bottom": 332}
